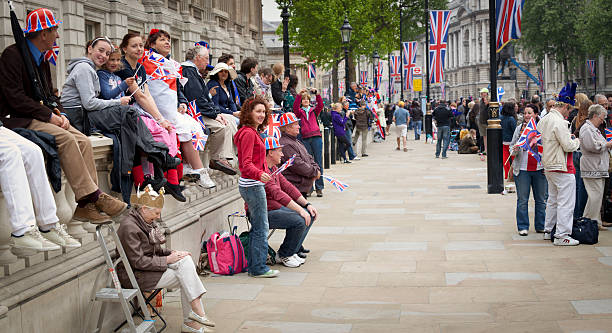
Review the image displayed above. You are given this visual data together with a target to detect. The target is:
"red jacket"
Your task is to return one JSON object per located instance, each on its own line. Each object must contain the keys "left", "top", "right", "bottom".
{"left": 234, "top": 126, "right": 267, "bottom": 181}
{"left": 293, "top": 94, "right": 323, "bottom": 139}
{"left": 264, "top": 166, "right": 303, "bottom": 211}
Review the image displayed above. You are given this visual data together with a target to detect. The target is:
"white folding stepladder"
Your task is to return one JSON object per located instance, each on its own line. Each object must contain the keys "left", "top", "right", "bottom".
{"left": 84, "top": 221, "right": 157, "bottom": 333}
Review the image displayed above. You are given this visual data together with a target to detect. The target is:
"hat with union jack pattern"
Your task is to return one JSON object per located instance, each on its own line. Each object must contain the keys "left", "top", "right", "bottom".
{"left": 264, "top": 137, "right": 283, "bottom": 150}
{"left": 279, "top": 112, "right": 299, "bottom": 127}
{"left": 24, "top": 8, "right": 62, "bottom": 34}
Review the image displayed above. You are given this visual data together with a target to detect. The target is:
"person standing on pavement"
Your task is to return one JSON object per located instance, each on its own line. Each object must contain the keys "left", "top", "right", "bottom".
{"left": 500, "top": 102, "right": 518, "bottom": 179}
{"left": 537, "top": 83, "right": 581, "bottom": 246}
{"left": 478, "top": 88, "right": 490, "bottom": 155}
{"left": 352, "top": 101, "right": 371, "bottom": 157}
{"left": 409, "top": 101, "right": 423, "bottom": 140}
{"left": 393, "top": 101, "right": 410, "bottom": 152}
{"left": 331, "top": 103, "right": 353, "bottom": 163}
{"left": 433, "top": 100, "right": 453, "bottom": 159}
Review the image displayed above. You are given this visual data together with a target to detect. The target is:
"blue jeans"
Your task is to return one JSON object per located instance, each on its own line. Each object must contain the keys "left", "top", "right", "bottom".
{"left": 240, "top": 185, "right": 270, "bottom": 276}
{"left": 344, "top": 127, "right": 356, "bottom": 160}
{"left": 267, "top": 206, "right": 314, "bottom": 257}
{"left": 435, "top": 126, "right": 451, "bottom": 157}
{"left": 515, "top": 170, "right": 548, "bottom": 231}
{"left": 573, "top": 151, "right": 588, "bottom": 219}
{"left": 414, "top": 120, "right": 422, "bottom": 140}
{"left": 302, "top": 136, "right": 324, "bottom": 190}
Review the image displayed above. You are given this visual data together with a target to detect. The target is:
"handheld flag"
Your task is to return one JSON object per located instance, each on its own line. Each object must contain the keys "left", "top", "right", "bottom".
{"left": 272, "top": 154, "right": 296, "bottom": 175}
{"left": 605, "top": 128, "right": 612, "bottom": 142}
{"left": 44, "top": 42, "right": 59, "bottom": 66}
{"left": 496, "top": 0, "right": 525, "bottom": 52}
{"left": 187, "top": 100, "right": 206, "bottom": 129}
{"left": 402, "top": 42, "right": 418, "bottom": 90}
{"left": 263, "top": 113, "right": 281, "bottom": 139}
{"left": 140, "top": 49, "right": 185, "bottom": 89}
{"left": 322, "top": 175, "right": 349, "bottom": 192}
{"left": 191, "top": 131, "right": 207, "bottom": 151}
{"left": 515, "top": 118, "right": 542, "bottom": 162}
{"left": 429, "top": 11, "right": 451, "bottom": 84}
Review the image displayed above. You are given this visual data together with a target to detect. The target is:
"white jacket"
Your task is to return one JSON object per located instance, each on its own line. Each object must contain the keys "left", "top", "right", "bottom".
{"left": 536, "top": 109, "right": 579, "bottom": 172}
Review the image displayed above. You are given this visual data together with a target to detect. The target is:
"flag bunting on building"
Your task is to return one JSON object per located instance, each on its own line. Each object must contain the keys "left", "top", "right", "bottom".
{"left": 263, "top": 113, "right": 281, "bottom": 139}
{"left": 537, "top": 68, "right": 544, "bottom": 90}
{"left": 44, "top": 41, "right": 59, "bottom": 66}
{"left": 271, "top": 154, "right": 296, "bottom": 175}
{"left": 307, "top": 63, "right": 316, "bottom": 79}
{"left": 322, "top": 175, "right": 349, "bottom": 192}
{"left": 495, "top": 0, "right": 525, "bottom": 52}
{"left": 375, "top": 61, "right": 384, "bottom": 90}
{"left": 360, "top": 71, "right": 368, "bottom": 86}
{"left": 429, "top": 11, "right": 451, "bottom": 84}
{"left": 402, "top": 41, "right": 418, "bottom": 90}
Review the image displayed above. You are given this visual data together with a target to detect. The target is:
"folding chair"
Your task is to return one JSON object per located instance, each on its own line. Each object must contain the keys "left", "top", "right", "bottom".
{"left": 114, "top": 288, "right": 167, "bottom": 332}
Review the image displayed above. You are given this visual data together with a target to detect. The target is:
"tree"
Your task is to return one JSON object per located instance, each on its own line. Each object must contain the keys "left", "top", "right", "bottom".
{"left": 520, "top": 0, "right": 586, "bottom": 81}
{"left": 578, "top": 0, "right": 612, "bottom": 58}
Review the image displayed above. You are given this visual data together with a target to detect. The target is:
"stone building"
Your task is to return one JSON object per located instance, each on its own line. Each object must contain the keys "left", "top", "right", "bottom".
{"left": 0, "top": 0, "right": 268, "bottom": 89}
{"left": 262, "top": 20, "right": 309, "bottom": 90}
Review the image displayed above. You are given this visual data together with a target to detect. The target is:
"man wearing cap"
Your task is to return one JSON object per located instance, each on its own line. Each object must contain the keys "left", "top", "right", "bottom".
{"left": 0, "top": 8, "right": 127, "bottom": 223}
{"left": 537, "top": 83, "right": 581, "bottom": 246}
{"left": 478, "top": 88, "right": 490, "bottom": 154}
{"left": 263, "top": 136, "right": 318, "bottom": 268}
{"left": 181, "top": 45, "right": 237, "bottom": 176}
{"left": 278, "top": 112, "right": 321, "bottom": 197}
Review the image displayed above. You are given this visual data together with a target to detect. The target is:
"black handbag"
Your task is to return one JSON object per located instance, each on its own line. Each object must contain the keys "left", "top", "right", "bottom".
{"left": 63, "top": 106, "right": 91, "bottom": 136}
{"left": 550, "top": 217, "right": 599, "bottom": 244}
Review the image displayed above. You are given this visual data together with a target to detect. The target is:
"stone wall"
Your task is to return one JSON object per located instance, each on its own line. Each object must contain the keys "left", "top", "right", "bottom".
{"left": 0, "top": 136, "right": 245, "bottom": 332}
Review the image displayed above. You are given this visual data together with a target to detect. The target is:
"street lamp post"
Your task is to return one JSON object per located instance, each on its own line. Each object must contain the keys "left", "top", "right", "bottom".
{"left": 340, "top": 16, "right": 352, "bottom": 96}
{"left": 281, "top": 3, "right": 291, "bottom": 78}
{"left": 486, "top": 0, "right": 503, "bottom": 194}
{"left": 372, "top": 50, "right": 380, "bottom": 91}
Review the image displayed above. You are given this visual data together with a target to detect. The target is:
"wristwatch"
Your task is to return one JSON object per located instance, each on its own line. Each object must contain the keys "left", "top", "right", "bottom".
{"left": 303, "top": 202, "right": 312, "bottom": 208}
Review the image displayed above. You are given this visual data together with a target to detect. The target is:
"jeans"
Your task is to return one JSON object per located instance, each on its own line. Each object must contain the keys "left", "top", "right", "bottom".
{"left": 344, "top": 127, "right": 356, "bottom": 160}
{"left": 302, "top": 136, "right": 324, "bottom": 190}
{"left": 573, "top": 151, "right": 588, "bottom": 219}
{"left": 267, "top": 206, "right": 314, "bottom": 257}
{"left": 435, "top": 125, "right": 451, "bottom": 157}
{"left": 240, "top": 185, "right": 270, "bottom": 276}
{"left": 515, "top": 170, "right": 548, "bottom": 231}
{"left": 414, "top": 120, "right": 422, "bottom": 140}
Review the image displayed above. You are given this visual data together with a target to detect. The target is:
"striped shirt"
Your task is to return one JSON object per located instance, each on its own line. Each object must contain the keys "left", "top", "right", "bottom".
{"left": 238, "top": 177, "right": 264, "bottom": 187}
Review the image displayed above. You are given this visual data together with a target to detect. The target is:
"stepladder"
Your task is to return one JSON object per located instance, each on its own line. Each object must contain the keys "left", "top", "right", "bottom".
{"left": 84, "top": 222, "right": 157, "bottom": 333}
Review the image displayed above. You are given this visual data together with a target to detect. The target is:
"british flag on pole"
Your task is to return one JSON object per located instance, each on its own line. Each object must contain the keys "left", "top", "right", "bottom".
{"left": 587, "top": 60, "right": 596, "bottom": 83}
{"left": 402, "top": 41, "right": 417, "bottom": 90}
{"left": 307, "top": 63, "right": 316, "bottom": 79}
{"left": 375, "top": 61, "right": 384, "bottom": 90}
{"left": 495, "top": 0, "right": 525, "bottom": 52}
{"left": 429, "top": 11, "right": 451, "bottom": 84}
{"left": 360, "top": 71, "right": 368, "bottom": 86}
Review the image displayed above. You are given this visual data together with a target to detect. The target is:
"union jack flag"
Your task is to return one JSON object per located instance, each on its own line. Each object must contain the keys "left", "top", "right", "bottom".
{"left": 272, "top": 154, "right": 296, "bottom": 175}
{"left": 44, "top": 42, "right": 60, "bottom": 66}
{"left": 322, "top": 175, "right": 349, "bottom": 192}
{"left": 496, "top": 0, "right": 525, "bottom": 52}
{"left": 605, "top": 128, "right": 612, "bottom": 142}
{"left": 187, "top": 100, "right": 206, "bottom": 129}
{"left": 360, "top": 71, "right": 368, "bottom": 86}
{"left": 390, "top": 55, "right": 401, "bottom": 79}
{"left": 307, "top": 63, "right": 316, "bottom": 79}
{"left": 263, "top": 113, "right": 281, "bottom": 139}
{"left": 587, "top": 59, "right": 596, "bottom": 78}
{"left": 429, "top": 11, "right": 451, "bottom": 84}
{"left": 366, "top": 102, "right": 385, "bottom": 139}
{"left": 375, "top": 61, "right": 384, "bottom": 90}
{"left": 140, "top": 49, "right": 183, "bottom": 83}
{"left": 339, "top": 80, "right": 345, "bottom": 96}
{"left": 191, "top": 131, "right": 208, "bottom": 151}
{"left": 389, "top": 77, "right": 395, "bottom": 96}
{"left": 402, "top": 42, "right": 418, "bottom": 90}
{"left": 440, "top": 83, "right": 446, "bottom": 100}
{"left": 537, "top": 69, "right": 544, "bottom": 90}
{"left": 516, "top": 118, "right": 542, "bottom": 162}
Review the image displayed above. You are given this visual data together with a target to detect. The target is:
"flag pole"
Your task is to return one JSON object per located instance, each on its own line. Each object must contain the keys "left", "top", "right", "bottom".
{"left": 486, "top": 0, "right": 503, "bottom": 194}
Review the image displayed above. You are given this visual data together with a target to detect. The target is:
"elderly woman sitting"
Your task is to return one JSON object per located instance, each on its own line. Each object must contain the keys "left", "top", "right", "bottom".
{"left": 579, "top": 104, "right": 612, "bottom": 231}
{"left": 117, "top": 186, "right": 215, "bottom": 333}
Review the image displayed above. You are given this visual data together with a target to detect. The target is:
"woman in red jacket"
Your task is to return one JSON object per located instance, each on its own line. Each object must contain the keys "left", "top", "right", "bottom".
{"left": 234, "top": 96, "right": 279, "bottom": 278}
{"left": 293, "top": 89, "right": 324, "bottom": 196}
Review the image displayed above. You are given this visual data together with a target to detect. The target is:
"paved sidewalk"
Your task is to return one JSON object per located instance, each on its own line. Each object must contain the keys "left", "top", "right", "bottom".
{"left": 159, "top": 133, "right": 612, "bottom": 333}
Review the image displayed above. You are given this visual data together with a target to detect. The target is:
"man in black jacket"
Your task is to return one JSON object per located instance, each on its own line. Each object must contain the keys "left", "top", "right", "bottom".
{"left": 433, "top": 100, "right": 454, "bottom": 159}
{"left": 181, "top": 45, "right": 236, "bottom": 175}
{"left": 234, "top": 57, "right": 258, "bottom": 104}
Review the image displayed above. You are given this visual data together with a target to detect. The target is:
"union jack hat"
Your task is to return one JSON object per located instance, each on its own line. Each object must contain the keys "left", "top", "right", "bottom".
{"left": 264, "top": 137, "right": 283, "bottom": 150}
{"left": 279, "top": 112, "right": 299, "bottom": 127}
{"left": 24, "top": 8, "right": 62, "bottom": 34}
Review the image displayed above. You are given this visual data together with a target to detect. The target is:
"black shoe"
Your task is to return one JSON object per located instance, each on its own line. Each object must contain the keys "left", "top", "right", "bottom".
{"left": 299, "top": 246, "right": 310, "bottom": 254}
{"left": 164, "top": 183, "right": 186, "bottom": 202}
{"left": 316, "top": 189, "right": 323, "bottom": 197}
{"left": 344, "top": 160, "right": 351, "bottom": 164}
{"left": 209, "top": 159, "right": 237, "bottom": 175}
{"left": 362, "top": 154, "right": 369, "bottom": 157}
{"left": 139, "top": 175, "right": 167, "bottom": 192}
{"left": 297, "top": 252, "right": 307, "bottom": 259}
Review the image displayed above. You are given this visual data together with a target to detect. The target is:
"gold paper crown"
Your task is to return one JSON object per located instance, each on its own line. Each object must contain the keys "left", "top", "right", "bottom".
{"left": 130, "top": 184, "right": 165, "bottom": 209}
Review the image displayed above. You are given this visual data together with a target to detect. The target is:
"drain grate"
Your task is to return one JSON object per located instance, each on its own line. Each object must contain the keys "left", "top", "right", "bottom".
{"left": 448, "top": 185, "right": 481, "bottom": 189}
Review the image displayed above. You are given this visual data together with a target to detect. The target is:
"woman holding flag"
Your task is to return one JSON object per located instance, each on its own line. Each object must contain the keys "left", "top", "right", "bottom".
{"left": 509, "top": 104, "right": 546, "bottom": 236}
{"left": 578, "top": 104, "right": 612, "bottom": 231}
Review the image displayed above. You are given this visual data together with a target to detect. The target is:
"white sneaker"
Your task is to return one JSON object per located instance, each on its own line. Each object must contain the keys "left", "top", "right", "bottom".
{"left": 292, "top": 253, "right": 305, "bottom": 264}
{"left": 198, "top": 169, "right": 216, "bottom": 189}
{"left": 51, "top": 224, "right": 81, "bottom": 248}
{"left": 11, "top": 228, "right": 60, "bottom": 255}
{"left": 353, "top": 157, "right": 361, "bottom": 160}
{"left": 280, "top": 255, "right": 301, "bottom": 268}
{"left": 543, "top": 232, "right": 551, "bottom": 240}
{"left": 554, "top": 236, "right": 579, "bottom": 246}
{"left": 518, "top": 230, "right": 528, "bottom": 236}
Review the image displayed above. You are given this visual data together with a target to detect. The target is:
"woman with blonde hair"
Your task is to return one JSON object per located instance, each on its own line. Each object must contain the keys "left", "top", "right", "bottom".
{"left": 571, "top": 98, "right": 593, "bottom": 219}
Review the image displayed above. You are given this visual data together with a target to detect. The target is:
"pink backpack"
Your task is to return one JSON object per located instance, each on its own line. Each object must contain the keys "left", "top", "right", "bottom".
{"left": 206, "top": 226, "right": 247, "bottom": 275}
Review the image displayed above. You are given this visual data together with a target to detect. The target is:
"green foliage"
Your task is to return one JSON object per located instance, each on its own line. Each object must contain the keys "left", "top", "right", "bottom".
{"left": 578, "top": 0, "right": 612, "bottom": 58}
{"left": 400, "top": 0, "right": 447, "bottom": 42}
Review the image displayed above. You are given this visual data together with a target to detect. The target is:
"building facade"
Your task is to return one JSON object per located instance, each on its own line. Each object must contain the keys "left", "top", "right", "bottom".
{"left": 0, "top": 0, "right": 267, "bottom": 89}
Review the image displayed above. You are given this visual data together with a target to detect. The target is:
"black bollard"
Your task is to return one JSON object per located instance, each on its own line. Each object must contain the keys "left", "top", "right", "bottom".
{"left": 324, "top": 127, "right": 330, "bottom": 169}
{"left": 330, "top": 131, "right": 336, "bottom": 165}
{"left": 486, "top": 102, "right": 504, "bottom": 194}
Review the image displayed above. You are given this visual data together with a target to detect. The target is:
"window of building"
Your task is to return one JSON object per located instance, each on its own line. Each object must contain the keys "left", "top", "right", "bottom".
{"left": 168, "top": 0, "right": 178, "bottom": 11}
{"left": 172, "top": 38, "right": 180, "bottom": 59}
{"left": 85, "top": 20, "right": 100, "bottom": 42}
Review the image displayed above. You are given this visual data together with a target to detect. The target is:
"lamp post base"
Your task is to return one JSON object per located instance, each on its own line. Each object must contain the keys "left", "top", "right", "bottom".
{"left": 486, "top": 107, "right": 504, "bottom": 194}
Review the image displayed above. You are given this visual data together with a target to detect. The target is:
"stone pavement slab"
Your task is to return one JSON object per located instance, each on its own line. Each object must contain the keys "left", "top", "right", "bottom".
{"left": 157, "top": 131, "right": 612, "bottom": 332}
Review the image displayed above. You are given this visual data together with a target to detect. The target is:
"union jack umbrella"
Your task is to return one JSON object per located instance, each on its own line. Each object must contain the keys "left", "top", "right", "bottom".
{"left": 605, "top": 128, "right": 612, "bottom": 142}
{"left": 402, "top": 41, "right": 418, "bottom": 90}
{"left": 191, "top": 131, "right": 208, "bottom": 151}
{"left": 307, "top": 63, "right": 316, "bottom": 79}
{"left": 375, "top": 61, "right": 384, "bottom": 90}
{"left": 360, "top": 71, "right": 368, "bottom": 86}
{"left": 263, "top": 113, "right": 281, "bottom": 139}
{"left": 586, "top": 60, "right": 596, "bottom": 78}
{"left": 496, "top": 0, "right": 525, "bottom": 52}
{"left": 428, "top": 11, "right": 451, "bottom": 84}
{"left": 44, "top": 41, "right": 59, "bottom": 66}
{"left": 322, "top": 175, "right": 349, "bottom": 192}
{"left": 187, "top": 100, "right": 206, "bottom": 129}
{"left": 271, "top": 154, "right": 296, "bottom": 175}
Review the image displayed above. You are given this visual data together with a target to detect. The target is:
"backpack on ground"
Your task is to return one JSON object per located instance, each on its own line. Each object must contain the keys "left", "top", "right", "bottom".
{"left": 239, "top": 231, "right": 277, "bottom": 265}
{"left": 206, "top": 226, "right": 248, "bottom": 275}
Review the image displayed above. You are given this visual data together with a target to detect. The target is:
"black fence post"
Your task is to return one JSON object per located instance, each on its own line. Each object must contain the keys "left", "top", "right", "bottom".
{"left": 324, "top": 127, "right": 330, "bottom": 169}
{"left": 330, "top": 131, "right": 336, "bottom": 165}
